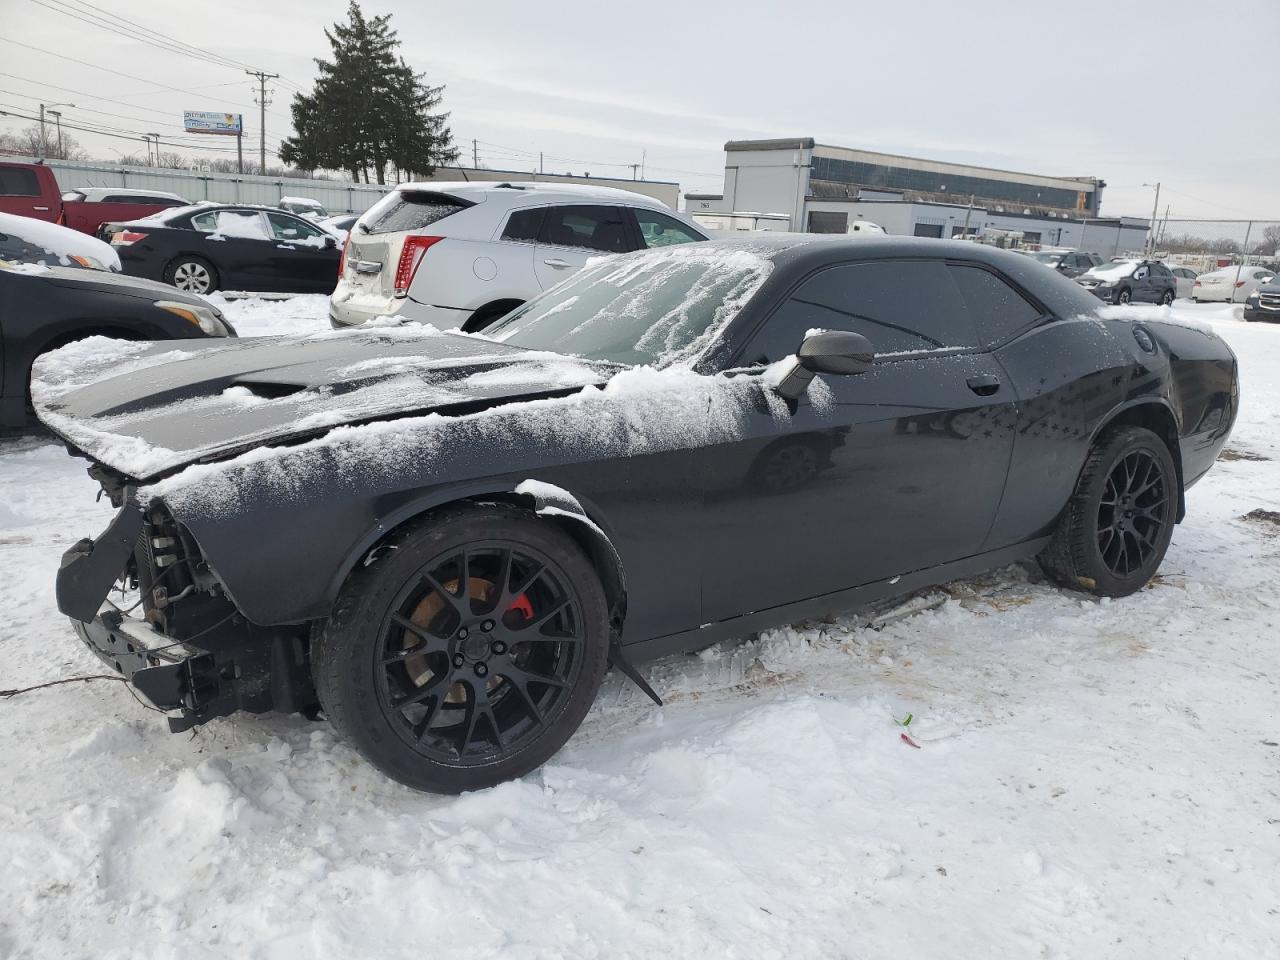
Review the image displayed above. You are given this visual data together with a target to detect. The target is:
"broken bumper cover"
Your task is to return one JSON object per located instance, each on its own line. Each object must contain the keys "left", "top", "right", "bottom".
{"left": 69, "top": 599, "right": 222, "bottom": 732}
{"left": 56, "top": 502, "right": 290, "bottom": 733}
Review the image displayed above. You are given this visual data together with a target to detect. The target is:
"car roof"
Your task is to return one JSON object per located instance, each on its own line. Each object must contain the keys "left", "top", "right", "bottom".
{"left": 73, "top": 186, "right": 187, "bottom": 201}
{"left": 396, "top": 180, "right": 673, "bottom": 209}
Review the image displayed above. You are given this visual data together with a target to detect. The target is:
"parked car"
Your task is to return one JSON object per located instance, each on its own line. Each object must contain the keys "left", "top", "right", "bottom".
{"left": 0, "top": 160, "right": 190, "bottom": 236}
{"left": 1243, "top": 279, "right": 1280, "bottom": 321}
{"left": 1030, "top": 250, "right": 1103, "bottom": 278}
{"left": 1192, "top": 266, "right": 1275, "bottom": 303}
{"left": 1076, "top": 259, "right": 1177, "bottom": 304}
{"left": 279, "top": 196, "right": 328, "bottom": 219}
{"left": 329, "top": 181, "right": 709, "bottom": 331}
{"left": 320, "top": 213, "right": 359, "bottom": 241}
{"left": 1, "top": 214, "right": 233, "bottom": 428}
{"left": 1167, "top": 266, "right": 1198, "bottom": 299}
{"left": 103, "top": 204, "right": 342, "bottom": 294}
{"left": 39, "top": 237, "right": 1236, "bottom": 792}
{"left": 0, "top": 211, "right": 120, "bottom": 273}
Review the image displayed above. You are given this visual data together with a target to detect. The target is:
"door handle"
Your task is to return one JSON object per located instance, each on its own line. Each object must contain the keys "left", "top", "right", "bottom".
{"left": 966, "top": 374, "right": 1001, "bottom": 397}
{"left": 543, "top": 258, "right": 571, "bottom": 268}
{"left": 276, "top": 244, "right": 296, "bottom": 250}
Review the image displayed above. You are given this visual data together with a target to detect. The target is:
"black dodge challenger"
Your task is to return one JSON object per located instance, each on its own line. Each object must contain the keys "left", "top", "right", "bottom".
{"left": 35, "top": 237, "right": 1237, "bottom": 793}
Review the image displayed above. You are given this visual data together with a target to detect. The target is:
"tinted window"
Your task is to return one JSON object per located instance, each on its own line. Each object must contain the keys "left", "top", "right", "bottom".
{"left": 266, "top": 212, "right": 324, "bottom": 241}
{"left": 0, "top": 167, "right": 40, "bottom": 197}
{"left": 949, "top": 265, "right": 1042, "bottom": 346}
{"left": 1149, "top": 263, "right": 1170, "bottom": 277}
{"left": 501, "top": 207, "right": 544, "bottom": 243}
{"left": 361, "top": 190, "right": 470, "bottom": 235}
{"left": 538, "top": 205, "right": 628, "bottom": 252}
{"left": 101, "top": 194, "right": 185, "bottom": 205}
{"left": 741, "top": 260, "right": 978, "bottom": 365}
{"left": 808, "top": 211, "right": 848, "bottom": 234}
{"left": 634, "top": 208, "right": 703, "bottom": 247}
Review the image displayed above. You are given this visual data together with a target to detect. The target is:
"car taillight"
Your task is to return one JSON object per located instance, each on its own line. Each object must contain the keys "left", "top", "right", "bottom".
{"left": 393, "top": 235, "right": 444, "bottom": 296}
{"left": 1193, "top": 280, "right": 1201, "bottom": 286}
{"left": 1235, "top": 281, "right": 1246, "bottom": 287}
{"left": 111, "top": 230, "right": 148, "bottom": 246}
{"left": 338, "top": 233, "right": 351, "bottom": 278}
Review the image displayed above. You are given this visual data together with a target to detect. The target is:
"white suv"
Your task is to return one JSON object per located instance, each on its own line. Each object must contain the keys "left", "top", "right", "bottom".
{"left": 329, "top": 181, "right": 709, "bottom": 331}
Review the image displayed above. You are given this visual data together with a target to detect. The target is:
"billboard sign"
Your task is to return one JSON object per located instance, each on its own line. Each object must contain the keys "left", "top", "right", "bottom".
{"left": 183, "top": 111, "right": 242, "bottom": 136}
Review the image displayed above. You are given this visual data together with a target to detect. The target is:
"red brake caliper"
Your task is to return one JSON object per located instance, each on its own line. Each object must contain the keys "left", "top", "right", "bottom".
{"left": 510, "top": 594, "right": 534, "bottom": 622}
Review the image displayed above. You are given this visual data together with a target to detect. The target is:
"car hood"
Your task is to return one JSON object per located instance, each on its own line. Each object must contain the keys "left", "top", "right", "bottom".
{"left": 36, "top": 264, "right": 211, "bottom": 303}
{"left": 31, "top": 328, "right": 612, "bottom": 481}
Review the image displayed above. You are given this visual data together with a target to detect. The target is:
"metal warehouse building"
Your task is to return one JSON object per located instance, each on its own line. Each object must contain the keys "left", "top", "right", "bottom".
{"left": 688, "top": 138, "right": 1149, "bottom": 256}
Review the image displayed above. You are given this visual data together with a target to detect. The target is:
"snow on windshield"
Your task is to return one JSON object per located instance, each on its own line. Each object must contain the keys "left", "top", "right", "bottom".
{"left": 1083, "top": 261, "right": 1138, "bottom": 280}
{"left": 0, "top": 212, "right": 121, "bottom": 271}
{"left": 487, "top": 245, "right": 774, "bottom": 368}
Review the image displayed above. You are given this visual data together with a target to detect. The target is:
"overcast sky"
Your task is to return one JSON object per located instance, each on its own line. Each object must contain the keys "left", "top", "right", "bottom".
{"left": 3, "top": 0, "right": 1276, "bottom": 221}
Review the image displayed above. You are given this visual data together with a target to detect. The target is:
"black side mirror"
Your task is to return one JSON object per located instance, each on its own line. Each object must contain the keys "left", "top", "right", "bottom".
{"left": 774, "top": 329, "right": 874, "bottom": 401}
{"left": 324, "top": 235, "right": 337, "bottom": 249}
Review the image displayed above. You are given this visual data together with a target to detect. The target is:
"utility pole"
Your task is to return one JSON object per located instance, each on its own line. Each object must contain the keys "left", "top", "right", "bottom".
{"left": 37, "top": 102, "right": 74, "bottom": 162}
{"left": 472, "top": 138, "right": 478, "bottom": 169}
{"left": 246, "top": 70, "right": 278, "bottom": 174}
{"left": 147, "top": 133, "right": 160, "bottom": 166}
{"left": 539, "top": 151, "right": 543, "bottom": 175}
{"left": 961, "top": 194, "right": 975, "bottom": 238}
{"left": 1143, "top": 182, "right": 1161, "bottom": 255}
{"left": 628, "top": 163, "right": 639, "bottom": 180}
{"left": 48, "top": 110, "right": 63, "bottom": 159}
{"left": 141, "top": 135, "right": 152, "bottom": 165}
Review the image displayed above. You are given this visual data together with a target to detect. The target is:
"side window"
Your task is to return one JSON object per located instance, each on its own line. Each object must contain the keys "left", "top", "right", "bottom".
{"left": 266, "top": 212, "right": 323, "bottom": 241}
{"left": 740, "top": 260, "right": 979, "bottom": 365}
{"left": 949, "top": 265, "right": 1043, "bottom": 346}
{"left": 502, "top": 207, "right": 544, "bottom": 243}
{"left": 191, "top": 211, "right": 218, "bottom": 232}
{"left": 0, "top": 167, "right": 40, "bottom": 197}
{"left": 1133, "top": 265, "right": 1150, "bottom": 280}
{"left": 538, "top": 205, "right": 628, "bottom": 253}
{"left": 634, "top": 208, "right": 703, "bottom": 248}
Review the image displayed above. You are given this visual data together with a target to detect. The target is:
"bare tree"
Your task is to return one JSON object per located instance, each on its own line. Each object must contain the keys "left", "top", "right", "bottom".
{"left": 0, "top": 123, "right": 87, "bottom": 160}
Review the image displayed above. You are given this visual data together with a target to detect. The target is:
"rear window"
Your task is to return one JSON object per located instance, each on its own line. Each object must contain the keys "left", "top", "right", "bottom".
{"left": 360, "top": 191, "right": 470, "bottom": 235}
{"left": 0, "top": 167, "right": 40, "bottom": 197}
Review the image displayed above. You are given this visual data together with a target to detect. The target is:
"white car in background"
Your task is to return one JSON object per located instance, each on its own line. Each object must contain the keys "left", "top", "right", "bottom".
{"left": 1193, "top": 265, "right": 1275, "bottom": 303}
{"left": 1167, "top": 265, "right": 1198, "bottom": 299}
{"left": 279, "top": 196, "right": 328, "bottom": 220}
{"left": 329, "top": 181, "right": 709, "bottom": 331}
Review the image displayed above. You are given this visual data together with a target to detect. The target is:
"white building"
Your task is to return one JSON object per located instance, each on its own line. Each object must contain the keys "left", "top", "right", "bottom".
{"left": 687, "top": 138, "right": 1149, "bottom": 256}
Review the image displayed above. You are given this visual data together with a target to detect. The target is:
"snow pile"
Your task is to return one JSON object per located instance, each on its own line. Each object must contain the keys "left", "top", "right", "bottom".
{"left": 200, "top": 293, "right": 331, "bottom": 336}
{"left": 0, "top": 211, "right": 121, "bottom": 271}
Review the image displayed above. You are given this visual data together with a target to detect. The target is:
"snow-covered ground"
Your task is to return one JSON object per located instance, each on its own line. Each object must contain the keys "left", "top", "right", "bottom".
{"left": 1, "top": 297, "right": 1278, "bottom": 959}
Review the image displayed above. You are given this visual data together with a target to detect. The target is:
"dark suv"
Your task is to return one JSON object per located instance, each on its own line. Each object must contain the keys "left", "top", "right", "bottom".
{"left": 1030, "top": 250, "right": 1102, "bottom": 278}
{"left": 1075, "top": 259, "right": 1176, "bottom": 305}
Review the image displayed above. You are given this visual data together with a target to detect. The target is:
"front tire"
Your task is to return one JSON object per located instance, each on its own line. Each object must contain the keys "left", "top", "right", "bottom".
{"left": 1113, "top": 288, "right": 1132, "bottom": 305}
{"left": 312, "top": 504, "right": 611, "bottom": 793}
{"left": 165, "top": 256, "right": 218, "bottom": 294}
{"left": 1159, "top": 289, "right": 1174, "bottom": 306}
{"left": 1038, "top": 425, "right": 1177, "bottom": 598}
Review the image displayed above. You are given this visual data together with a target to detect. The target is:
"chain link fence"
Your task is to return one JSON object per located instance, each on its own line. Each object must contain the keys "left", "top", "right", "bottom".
{"left": 1152, "top": 218, "right": 1280, "bottom": 273}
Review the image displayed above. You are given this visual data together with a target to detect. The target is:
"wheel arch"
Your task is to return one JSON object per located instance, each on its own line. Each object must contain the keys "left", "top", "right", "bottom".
{"left": 1089, "top": 399, "right": 1186, "bottom": 522}
{"left": 322, "top": 481, "right": 627, "bottom": 629}
{"left": 461, "top": 298, "right": 525, "bottom": 333}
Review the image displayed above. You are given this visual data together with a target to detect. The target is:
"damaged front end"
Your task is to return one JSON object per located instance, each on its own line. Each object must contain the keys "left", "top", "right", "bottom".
{"left": 57, "top": 464, "right": 313, "bottom": 732}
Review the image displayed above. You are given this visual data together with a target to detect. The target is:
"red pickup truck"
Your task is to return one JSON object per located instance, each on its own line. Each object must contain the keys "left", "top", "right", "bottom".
{"left": 0, "top": 160, "right": 189, "bottom": 236}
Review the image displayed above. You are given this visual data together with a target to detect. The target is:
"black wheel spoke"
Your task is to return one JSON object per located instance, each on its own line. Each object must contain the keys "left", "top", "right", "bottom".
{"left": 459, "top": 679, "right": 502, "bottom": 752}
{"left": 497, "top": 669, "right": 544, "bottom": 726}
{"left": 502, "top": 663, "right": 568, "bottom": 690}
{"left": 392, "top": 674, "right": 448, "bottom": 710}
{"left": 411, "top": 693, "right": 446, "bottom": 742}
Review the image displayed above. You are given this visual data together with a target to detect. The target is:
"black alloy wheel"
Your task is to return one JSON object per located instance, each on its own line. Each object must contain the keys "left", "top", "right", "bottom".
{"left": 312, "top": 505, "right": 610, "bottom": 793}
{"left": 1115, "top": 288, "right": 1132, "bottom": 305}
{"left": 1095, "top": 449, "right": 1170, "bottom": 578}
{"left": 1038, "top": 425, "right": 1177, "bottom": 597}
{"left": 1160, "top": 289, "right": 1174, "bottom": 306}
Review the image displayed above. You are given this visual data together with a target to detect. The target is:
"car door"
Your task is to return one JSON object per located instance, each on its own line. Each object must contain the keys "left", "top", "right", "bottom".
{"left": 698, "top": 258, "right": 1020, "bottom": 622}
{"left": 190, "top": 209, "right": 275, "bottom": 290}
{"left": 264, "top": 212, "right": 340, "bottom": 292}
{"left": 1129, "top": 263, "right": 1153, "bottom": 301}
{"left": 532, "top": 205, "right": 633, "bottom": 290}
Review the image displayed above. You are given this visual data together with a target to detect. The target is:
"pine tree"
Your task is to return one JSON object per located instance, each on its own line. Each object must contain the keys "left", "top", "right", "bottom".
{"left": 279, "top": 2, "right": 457, "bottom": 184}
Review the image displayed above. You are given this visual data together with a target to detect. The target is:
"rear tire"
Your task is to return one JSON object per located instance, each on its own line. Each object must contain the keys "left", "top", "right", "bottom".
{"left": 1159, "top": 289, "right": 1174, "bottom": 306}
{"left": 165, "top": 256, "right": 218, "bottom": 294}
{"left": 1114, "top": 288, "right": 1132, "bottom": 305}
{"left": 1038, "top": 425, "right": 1177, "bottom": 598}
{"left": 312, "top": 504, "right": 611, "bottom": 793}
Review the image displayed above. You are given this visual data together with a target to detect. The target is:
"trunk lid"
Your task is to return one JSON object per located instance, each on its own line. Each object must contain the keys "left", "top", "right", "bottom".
{"left": 339, "top": 190, "right": 474, "bottom": 301}
{"left": 32, "top": 329, "right": 608, "bottom": 481}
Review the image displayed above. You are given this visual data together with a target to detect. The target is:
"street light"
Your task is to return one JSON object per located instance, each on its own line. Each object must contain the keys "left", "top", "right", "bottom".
{"left": 47, "top": 110, "right": 63, "bottom": 159}
{"left": 38, "top": 102, "right": 74, "bottom": 162}
{"left": 1142, "top": 182, "right": 1161, "bottom": 255}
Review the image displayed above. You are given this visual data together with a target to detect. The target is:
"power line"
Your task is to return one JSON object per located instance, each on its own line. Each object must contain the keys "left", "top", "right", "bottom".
{"left": 0, "top": 104, "right": 280, "bottom": 157}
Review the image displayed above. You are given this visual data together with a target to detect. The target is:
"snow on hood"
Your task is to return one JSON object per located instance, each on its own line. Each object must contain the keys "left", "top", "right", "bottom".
{"left": 142, "top": 363, "right": 791, "bottom": 521}
{"left": 0, "top": 212, "right": 121, "bottom": 271}
{"left": 30, "top": 327, "right": 615, "bottom": 480}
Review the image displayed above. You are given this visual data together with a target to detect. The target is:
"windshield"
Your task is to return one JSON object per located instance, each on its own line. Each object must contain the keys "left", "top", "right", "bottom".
{"left": 485, "top": 247, "right": 773, "bottom": 368}
{"left": 1031, "top": 252, "right": 1062, "bottom": 265}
